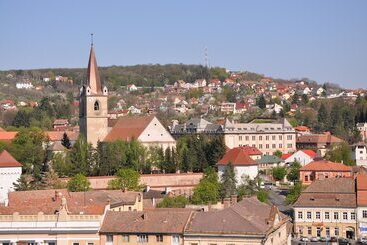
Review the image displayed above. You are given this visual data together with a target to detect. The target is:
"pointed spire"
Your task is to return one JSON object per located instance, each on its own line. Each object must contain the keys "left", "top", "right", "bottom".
{"left": 86, "top": 43, "right": 102, "bottom": 94}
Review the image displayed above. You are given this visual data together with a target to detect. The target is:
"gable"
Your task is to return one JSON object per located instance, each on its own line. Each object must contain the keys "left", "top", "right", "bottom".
{"left": 138, "top": 117, "right": 176, "bottom": 144}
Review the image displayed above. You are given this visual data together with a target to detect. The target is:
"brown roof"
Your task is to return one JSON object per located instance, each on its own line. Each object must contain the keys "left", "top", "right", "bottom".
{"left": 294, "top": 178, "right": 356, "bottom": 208}
{"left": 357, "top": 173, "right": 367, "bottom": 206}
{"left": 46, "top": 131, "right": 79, "bottom": 141}
{"left": 0, "top": 131, "right": 18, "bottom": 142}
{"left": 0, "top": 150, "right": 22, "bottom": 167}
{"left": 100, "top": 209, "right": 192, "bottom": 234}
{"left": 185, "top": 197, "right": 287, "bottom": 236}
{"left": 297, "top": 133, "right": 343, "bottom": 144}
{"left": 0, "top": 127, "right": 5, "bottom": 132}
{"left": 86, "top": 46, "right": 103, "bottom": 94}
{"left": 104, "top": 115, "right": 155, "bottom": 142}
{"left": 0, "top": 189, "right": 140, "bottom": 215}
{"left": 218, "top": 147, "right": 257, "bottom": 166}
{"left": 300, "top": 160, "right": 352, "bottom": 172}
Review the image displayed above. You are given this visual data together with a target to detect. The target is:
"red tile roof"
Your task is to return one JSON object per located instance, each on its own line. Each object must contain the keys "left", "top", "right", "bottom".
{"left": 0, "top": 150, "right": 22, "bottom": 167}
{"left": 300, "top": 160, "right": 352, "bottom": 172}
{"left": 0, "top": 131, "right": 18, "bottom": 142}
{"left": 297, "top": 133, "right": 343, "bottom": 144}
{"left": 104, "top": 115, "right": 155, "bottom": 142}
{"left": 357, "top": 173, "right": 367, "bottom": 206}
{"left": 281, "top": 153, "right": 292, "bottom": 160}
{"left": 46, "top": 131, "right": 79, "bottom": 141}
{"left": 218, "top": 147, "right": 257, "bottom": 166}
{"left": 301, "top": 149, "right": 317, "bottom": 158}
{"left": 295, "top": 126, "right": 310, "bottom": 132}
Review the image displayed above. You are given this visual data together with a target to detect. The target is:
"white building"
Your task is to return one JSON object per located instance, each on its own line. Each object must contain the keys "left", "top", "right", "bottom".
{"left": 15, "top": 82, "right": 33, "bottom": 89}
{"left": 224, "top": 118, "right": 297, "bottom": 155}
{"left": 0, "top": 150, "right": 22, "bottom": 204}
{"left": 217, "top": 146, "right": 259, "bottom": 184}
{"left": 354, "top": 143, "right": 367, "bottom": 167}
{"left": 357, "top": 123, "right": 367, "bottom": 142}
{"left": 283, "top": 149, "right": 317, "bottom": 166}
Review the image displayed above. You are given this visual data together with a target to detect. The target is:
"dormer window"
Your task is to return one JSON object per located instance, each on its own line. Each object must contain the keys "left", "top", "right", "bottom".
{"left": 94, "top": 101, "right": 100, "bottom": 111}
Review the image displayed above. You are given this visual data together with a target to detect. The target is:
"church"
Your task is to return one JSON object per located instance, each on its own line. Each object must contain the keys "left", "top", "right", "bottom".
{"left": 79, "top": 44, "right": 176, "bottom": 149}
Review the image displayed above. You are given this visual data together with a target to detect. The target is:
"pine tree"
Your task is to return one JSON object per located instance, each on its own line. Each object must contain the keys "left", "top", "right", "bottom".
{"left": 257, "top": 95, "right": 266, "bottom": 109}
{"left": 220, "top": 162, "right": 237, "bottom": 198}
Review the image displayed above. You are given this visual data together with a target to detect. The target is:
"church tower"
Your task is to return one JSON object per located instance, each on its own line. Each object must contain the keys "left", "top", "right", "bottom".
{"left": 79, "top": 44, "right": 108, "bottom": 147}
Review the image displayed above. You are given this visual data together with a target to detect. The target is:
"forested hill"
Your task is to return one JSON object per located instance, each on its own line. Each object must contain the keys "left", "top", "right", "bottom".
{"left": 1, "top": 64, "right": 260, "bottom": 89}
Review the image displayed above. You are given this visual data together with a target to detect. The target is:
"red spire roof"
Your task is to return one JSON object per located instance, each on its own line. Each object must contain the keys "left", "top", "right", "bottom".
{"left": 86, "top": 46, "right": 102, "bottom": 94}
{"left": 218, "top": 147, "right": 257, "bottom": 166}
{"left": 0, "top": 150, "right": 22, "bottom": 168}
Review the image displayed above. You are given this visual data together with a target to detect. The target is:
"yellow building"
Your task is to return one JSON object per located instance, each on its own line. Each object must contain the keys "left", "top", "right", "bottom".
{"left": 293, "top": 178, "right": 357, "bottom": 239}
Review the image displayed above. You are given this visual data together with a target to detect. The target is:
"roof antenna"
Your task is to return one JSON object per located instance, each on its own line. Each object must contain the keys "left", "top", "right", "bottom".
{"left": 90, "top": 33, "right": 94, "bottom": 47}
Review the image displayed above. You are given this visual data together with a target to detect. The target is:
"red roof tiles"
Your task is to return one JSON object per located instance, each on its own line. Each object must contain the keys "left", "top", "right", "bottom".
{"left": 0, "top": 150, "right": 22, "bottom": 168}
{"left": 301, "top": 149, "right": 317, "bottom": 158}
{"left": 300, "top": 160, "right": 352, "bottom": 172}
{"left": 218, "top": 147, "right": 257, "bottom": 166}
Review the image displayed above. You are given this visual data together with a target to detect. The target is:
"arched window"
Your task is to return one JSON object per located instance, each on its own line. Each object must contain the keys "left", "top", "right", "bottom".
{"left": 94, "top": 101, "right": 100, "bottom": 111}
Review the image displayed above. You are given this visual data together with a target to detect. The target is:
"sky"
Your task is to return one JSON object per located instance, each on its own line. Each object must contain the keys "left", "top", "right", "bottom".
{"left": 0, "top": 0, "right": 366, "bottom": 88}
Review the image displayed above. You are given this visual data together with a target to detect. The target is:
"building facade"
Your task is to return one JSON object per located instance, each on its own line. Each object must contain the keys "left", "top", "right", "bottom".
{"left": 0, "top": 150, "right": 22, "bottom": 204}
{"left": 354, "top": 142, "right": 367, "bottom": 167}
{"left": 224, "top": 118, "right": 296, "bottom": 155}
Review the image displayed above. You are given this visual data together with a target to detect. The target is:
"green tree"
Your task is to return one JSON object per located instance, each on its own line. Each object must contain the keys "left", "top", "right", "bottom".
{"left": 272, "top": 166, "right": 287, "bottom": 181}
{"left": 287, "top": 161, "right": 301, "bottom": 182}
{"left": 257, "top": 190, "right": 268, "bottom": 203}
{"left": 286, "top": 182, "right": 306, "bottom": 204}
{"left": 68, "top": 136, "right": 94, "bottom": 175}
{"left": 14, "top": 174, "right": 36, "bottom": 191}
{"left": 220, "top": 163, "right": 237, "bottom": 198}
{"left": 108, "top": 168, "right": 143, "bottom": 191}
{"left": 237, "top": 175, "right": 259, "bottom": 199}
{"left": 191, "top": 167, "right": 220, "bottom": 204}
{"left": 325, "top": 142, "right": 355, "bottom": 166}
{"left": 67, "top": 173, "right": 91, "bottom": 192}
{"left": 273, "top": 150, "right": 283, "bottom": 158}
{"left": 156, "top": 195, "right": 189, "bottom": 208}
{"left": 61, "top": 132, "right": 71, "bottom": 149}
{"left": 317, "top": 103, "right": 329, "bottom": 132}
{"left": 257, "top": 95, "right": 266, "bottom": 109}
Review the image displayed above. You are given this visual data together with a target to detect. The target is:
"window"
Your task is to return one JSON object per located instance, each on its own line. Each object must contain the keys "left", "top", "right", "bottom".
{"left": 305, "top": 175, "right": 308, "bottom": 182}
{"left": 307, "top": 211, "right": 311, "bottom": 219}
{"left": 307, "top": 226, "right": 312, "bottom": 235}
{"left": 287, "top": 135, "right": 293, "bottom": 140}
{"left": 363, "top": 210, "right": 367, "bottom": 218}
{"left": 266, "top": 144, "right": 269, "bottom": 149}
{"left": 73, "top": 243, "right": 79, "bottom": 245}
{"left": 279, "top": 144, "right": 282, "bottom": 148}
{"left": 298, "top": 211, "right": 303, "bottom": 219}
{"left": 299, "top": 226, "right": 303, "bottom": 235}
{"left": 156, "top": 235, "right": 163, "bottom": 242}
{"left": 106, "top": 235, "right": 113, "bottom": 242}
{"left": 259, "top": 144, "right": 263, "bottom": 149}
{"left": 287, "top": 143, "right": 292, "bottom": 148}
{"left": 239, "top": 136, "right": 242, "bottom": 141}
{"left": 279, "top": 135, "right": 282, "bottom": 140}
{"left": 334, "top": 227, "right": 339, "bottom": 236}
{"left": 245, "top": 136, "right": 249, "bottom": 141}
{"left": 259, "top": 136, "right": 262, "bottom": 140}
{"left": 343, "top": 212, "right": 348, "bottom": 220}
{"left": 272, "top": 135, "right": 276, "bottom": 140}
{"left": 94, "top": 101, "right": 100, "bottom": 111}
{"left": 317, "top": 227, "right": 321, "bottom": 237}
{"left": 266, "top": 136, "right": 269, "bottom": 140}
{"left": 122, "top": 235, "right": 130, "bottom": 242}
{"left": 316, "top": 212, "right": 320, "bottom": 219}
{"left": 137, "top": 235, "right": 148, "bottom": 243}
{"left": 272, "top": 144, "right": 276, "bottom": 148}
{"left": 351, "top": 212, "right": 356, "bottom": 220}
{"left": 334, "top": 212, "right": 339, "bottom": 220}
{"left": 325, "top": 212, "right": 330, "bottom": 220}
{"left": 252, "top": 136, "right": 256, "bottom": 140}
{"left": 326, "top": 227, "right": 330, "bottom": 236}
{"left": 172, "top": 235, "right": 180, "bottom": 244}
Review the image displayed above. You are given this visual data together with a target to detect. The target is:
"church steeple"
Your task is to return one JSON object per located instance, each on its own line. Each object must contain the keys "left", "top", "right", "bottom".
{"left": 86, "top": 44, "right": 102, "bottom": 94}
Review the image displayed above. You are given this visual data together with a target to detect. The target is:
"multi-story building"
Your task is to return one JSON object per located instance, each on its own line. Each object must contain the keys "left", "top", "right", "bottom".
{"left": 353, "top": 142, "right": 367, "bottom": 167}
{"left": 356, "top": 173, "right": 367, "bottom": 238}
{"left": 293, "top": 178, "right": 357, "bottom": 239}
{"left": 299, "top": 160, "right": 353, "bottom": 185}
{"left": 296, "top": 132, "right": 343, "bottom": 157}
{"left": 224, "top": 118, "right": 296, "bottom": 155}
{"left": 170, "top": 118, "right": 223, "bottom": 136}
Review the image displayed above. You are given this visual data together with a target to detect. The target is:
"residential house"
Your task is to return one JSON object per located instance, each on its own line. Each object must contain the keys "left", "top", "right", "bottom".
{"left": 128, "top": 105, "right": 142, "bottom": 114}
{"left": 283, "top": 149, "right": 317, "bottom": 166}
{"left": 185, "top": 197, "right": 291, "bottom": 245}
{"left": 170, "top": 118, "right": 223, "bottom": 136}
{"left": 192, "top": 79, "right": 207, "bottom": 88}
{"left": 217, "top": 146, "right": 259, "bottom": 182}
{"left": 224, "top": 118, "right": 297, "bottom": 155}
{"left": 354, "top": 142, "right": 367, "bottom": 167}
{"left": 293, "top": 178, "right": 357, "bottom": 239}
{"left": 357, "top": 123, "right": 367, "bottom": 142}
{"left": 16, "top": 81, "right": 33, "bottom": 89}
{"left": 220, "top": 102, "right": 236, "bottom": 114}
{"left": 0, "top": 150, "right": 22, "bottom": 204}
{"left": 296, "top": 132, "right": 344, "bottom": 157}
{"left": 127, "top": 84, "right": 138, "bottom": 91}
{"left": 53, "top": 119, "right": 69, "bottom": 131}
{"left": 299, "top": 160, "right": 352, "bottom": 185}
{"left": 257, "top": 155, "right": 283, "bottom": 172}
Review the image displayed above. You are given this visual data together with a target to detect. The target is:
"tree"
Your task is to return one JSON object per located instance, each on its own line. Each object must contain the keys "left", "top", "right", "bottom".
{"left": 273, "top": 150, "right": 283, "bottom": 158}
{"left": 191, "top": 167, "right": 220, "bottom": 204}
{"left": 67, "top": 173, "right": 91, "bottom": 192}
{"left": 108, "top": 168, "right": 143, "bottom": 191}
{"left": 220, "top": 163, "right": 237, "bottom": 198}
{"left": 301, "top": 94, "right": 309, "bottom": 105}
{"left": 41, "top": 169, "right": 66, "bottom": 189}
{"left": 156, "top": 195, "right": 189, "bottom": 208}
{"left": 325, "top": 142, "right": 355, "bottom": 166}
{"left": 61, "top": 132, "right": 71, "bottom": 149}
{"left": 287, "top": 161, "right": 301, "bottom": 182}
{"left": 14, "top": 174, "right": 36, "bottom": 191}
{"left": 68, "top": 136, "right": 94, "bottom": 175}
{"left": 317, "top": 103, "right": 329, "bottom": 132}
{"left": 257, "top": 95, "right": 266, "bottom": 109}
{"left": 272, "top": 166, "right": 287, "bottom": 181}
{"left": 257, "top": 190, "right": 268, "bottom": 203}
{"left": 237, "top": 175, "right": 259, "bottom": 199}
{"left": 286, "top": 182, "right": 306, "bottom": 204}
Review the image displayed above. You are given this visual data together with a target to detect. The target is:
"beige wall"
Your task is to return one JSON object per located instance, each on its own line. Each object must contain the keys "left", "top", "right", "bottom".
{"left": 110, "top": 194, "right": 143, "bottom": 211}
{"left": 0, "top": 234, "right": 100, "bottom": 245}
{"left": 139, "top": 117, "right": 176, "bottom": 150}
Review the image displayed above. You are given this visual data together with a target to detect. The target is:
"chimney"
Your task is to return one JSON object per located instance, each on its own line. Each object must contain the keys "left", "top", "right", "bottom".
{"left": 230, "top": 195, "right": 238, "bottom": 205}
{"left": 145, "top": 185, "right": 151, "bottom": 192}
{"left": 223, "top": 198, "right": 231, "bottom": 209}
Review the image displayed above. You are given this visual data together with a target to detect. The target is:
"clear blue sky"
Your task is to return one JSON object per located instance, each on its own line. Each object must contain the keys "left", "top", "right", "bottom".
{"left": 0, "top": 0, "right": 366, "bottom": 88}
